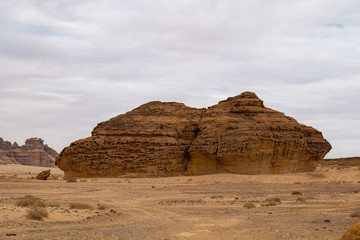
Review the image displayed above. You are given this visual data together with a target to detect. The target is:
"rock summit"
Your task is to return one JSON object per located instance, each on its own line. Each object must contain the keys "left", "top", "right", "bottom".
{"left": 56, "top": 92, "right": 331, "bottom": 177}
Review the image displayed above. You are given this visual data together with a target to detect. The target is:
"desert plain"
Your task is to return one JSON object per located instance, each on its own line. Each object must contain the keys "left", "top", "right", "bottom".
{"left": 0, "top": 162, "right": 360, "bottom": 240}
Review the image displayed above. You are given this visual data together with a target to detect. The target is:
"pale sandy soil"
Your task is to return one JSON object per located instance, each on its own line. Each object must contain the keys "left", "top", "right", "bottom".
{"left": 0, "top": 165, "right": 360, "bottom": 240}
{"left": 0, "top": 164, "right": 63, "bottom": 174}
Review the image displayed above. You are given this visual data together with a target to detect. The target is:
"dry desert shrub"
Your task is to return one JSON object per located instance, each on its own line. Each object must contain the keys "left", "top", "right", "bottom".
{"left": 69, "top": 202, "right": 92, "bottom": 209}
{"left": 296, "top": 197, "right": 306, "bottom": 202}
{"left": 266, "top": 197, "right": 281, "bottom": 203}
{"left": 47, "top": 201, "right": 60, "bottom": 208}
{"left": 261, "top": 201, "right": 277, "bottom": 207}
{"left": 308, "top": 172, "right": 325, "bottom": 179}
{"left": 26, "top": 207, "right": 48, "bottom": 221}
{"left": 349, "top": 211, "right": 360, "bottom": 218}
{"left": 97, "top": 203, "right": 108, "bottom": 210}
{"left": 210, "top": 195, "right": 224, "bottom": 199}
{"left": 243, "top": 202, "right": 256, "bottom": 209}
{"left": 49, "top": 174, "right": 59, "bottom": 180}
{"left": 262, "top": 197, "right": 281, "bottom": 207}
{"left": 292, "top": 191, "right": 303, "bottom": 196}
{"left": 66, "top": 177, "right": 77, "bottom": 182}
{"left": 16, "top": 195, "right": 46, "bottom": 208}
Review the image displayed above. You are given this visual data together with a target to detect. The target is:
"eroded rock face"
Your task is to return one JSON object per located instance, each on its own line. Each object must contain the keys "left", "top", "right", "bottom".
{"left": 0, "top": 138, "right": 58, "bottom": 167}
{"left": 340, "top": 222, "right": 360, "bottom": 240}
{"left": 56, "top": 92, "right": 331, "bottom": 177}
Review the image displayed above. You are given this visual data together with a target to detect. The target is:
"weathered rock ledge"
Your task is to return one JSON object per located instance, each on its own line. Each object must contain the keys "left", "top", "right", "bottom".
{"left": 56, "top": 92, "right": 331, "bottom": 177}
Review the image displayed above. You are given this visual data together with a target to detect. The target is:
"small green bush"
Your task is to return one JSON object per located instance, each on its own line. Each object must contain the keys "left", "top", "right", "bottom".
{"left": 69, "top": 202, "right": 92, "bottom": 209}
{"left": 243, "top": 202, "right": 256, "bottom": 209}
{"left": 292, "top": 191, "right": 303, "bottom": 196}
{"left": 16, "top": 195, "right": 46, "bottom": 207}
{"left": 26, "top": 207, "right": 48, "bottom": 221}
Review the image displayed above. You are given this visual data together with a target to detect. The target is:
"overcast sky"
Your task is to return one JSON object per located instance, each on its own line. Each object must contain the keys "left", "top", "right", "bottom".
{"left": 0, "top": 0, "right": 359, "bottom": 158}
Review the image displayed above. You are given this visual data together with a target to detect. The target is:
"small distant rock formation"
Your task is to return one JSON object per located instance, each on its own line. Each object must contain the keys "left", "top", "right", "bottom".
{"left": 340, "top": 222, "right": 360, "bottom": 240}
{"left": 0, "top": 138, "right": 58, "bottom": 167}
{"left": 36, "top": 170, "right": 51, "bottom": 180}
{"left": 56, "top": 92, "right": 331, "bottom": 177}
{"left": 320, "top": 157, "right": 360, "bottom": 168}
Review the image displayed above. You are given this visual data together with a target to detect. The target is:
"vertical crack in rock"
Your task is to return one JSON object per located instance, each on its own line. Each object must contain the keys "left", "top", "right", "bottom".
{"left": 270, "top": 142, "right": 278, "bottom": 167}
{"left": 56, "top": 91, "right": 332, "bottom": 177}
{"left": 183, "top": 114, "right": 203, "bottom": 172}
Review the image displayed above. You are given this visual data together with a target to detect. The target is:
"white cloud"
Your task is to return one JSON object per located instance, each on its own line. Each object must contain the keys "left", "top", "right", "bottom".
{"left": 0, "top": 0, "right": 359, "bottom": 158}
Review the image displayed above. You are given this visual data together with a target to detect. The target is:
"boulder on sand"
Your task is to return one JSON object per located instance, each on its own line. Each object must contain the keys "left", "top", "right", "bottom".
{"left": 36, "top": 170, "right": 51, "bottom": 180}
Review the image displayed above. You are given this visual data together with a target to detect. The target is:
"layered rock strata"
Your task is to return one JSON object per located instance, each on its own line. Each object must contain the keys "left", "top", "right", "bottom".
{"left": 0, "top": 138, "right": 58, "bottom": 167}
{"left": 56, "top": 92, "right": 331, "bottom": 177}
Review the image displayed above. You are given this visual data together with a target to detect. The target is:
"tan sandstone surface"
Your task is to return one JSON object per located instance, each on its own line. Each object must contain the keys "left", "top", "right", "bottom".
{"left": 0, "top": 138, "right": 58, "bottom": 167}
{"left": 56, "top": 92, "right": 331, "bottom": 177}
{"left": 1, "top": 162, "right": 360, "bottom": 240}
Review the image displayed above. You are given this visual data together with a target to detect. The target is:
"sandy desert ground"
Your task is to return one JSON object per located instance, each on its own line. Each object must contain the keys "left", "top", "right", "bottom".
{"left": 1, "top": 163, "right": 360, "bottom": 240}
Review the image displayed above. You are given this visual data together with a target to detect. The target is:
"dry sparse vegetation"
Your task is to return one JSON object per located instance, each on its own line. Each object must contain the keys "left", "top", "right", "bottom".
{"left": 266, "top": 197, "right": 281, "bottom": 203}
{"left": 262, "top": 197, "right": 281, "bottom": 206}
{"left": 350, "top": 211, "right": 360, "bottom": 218}
{"left": 47, "top": 201, "right": 60, "bottom": 207}
{"left": 243, "top": 202, "right": 256, "bottom": 209}
{"left": 66, "top": 177, "right": 77, "bottom": 182}
{"left": 16, "top": 195, "right": 46, "bottom": 207}
{"left": 69, "top": 202, "right": 92, "bottom": 209}
{"left": 261, "top": 201, "right": 277, "bottom": 207}
{"left": 26, "top": 207, "right": 48, "bottom": 221}
{"left": 97, "top": 203, "right": 108, "bottom": 210}
{"left": 50, "top": 175, "right": 60, "bottom": 180}
{"left": 210, "top": 195, "right": 224, "bottom": 199}
{"left": 296, "top": 197, "right": 306, "bottom": 202}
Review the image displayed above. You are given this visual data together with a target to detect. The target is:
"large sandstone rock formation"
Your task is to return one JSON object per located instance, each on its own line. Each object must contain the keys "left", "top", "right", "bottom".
{"left": 341, "top": 222, "right": 360, "bottom": 240}
{"left": 0, "top": 138, "right": 58, "bottom": 167}
{"left": 56, "top": 92, "right": 331, "bottom": 177}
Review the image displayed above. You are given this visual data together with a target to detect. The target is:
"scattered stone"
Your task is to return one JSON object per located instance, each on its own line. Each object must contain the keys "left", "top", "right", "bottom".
{"left": 6, "top": 233, "right": 16, "bottom": 236}
{"left": 56, "top": 91, "right": 331, "bottom": 177}
{"left": 36, "top": 170, "right": 51, "bottom": 180}
{"left": 109, "top": 209, "right": 117, "bottom": 213}
{"left": 324, "top": 219, "right": 331, "bottom": 223}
